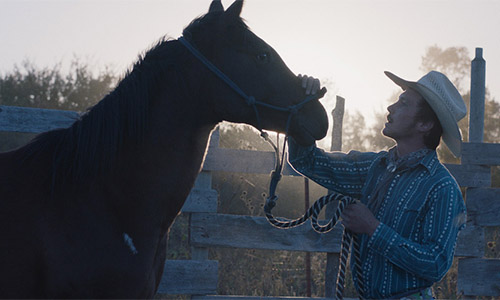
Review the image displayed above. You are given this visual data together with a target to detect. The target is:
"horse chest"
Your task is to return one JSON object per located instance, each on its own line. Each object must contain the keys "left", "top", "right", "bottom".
{"left": 33, "top": 193, "right": 166, "bottom": 297}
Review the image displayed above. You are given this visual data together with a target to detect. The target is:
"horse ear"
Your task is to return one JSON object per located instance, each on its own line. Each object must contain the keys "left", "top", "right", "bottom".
{"left": 225, "top": 0, "right": 243, "bottom": 19}
{"left": 209, "top": 0, "right": 224, "bottom": 13}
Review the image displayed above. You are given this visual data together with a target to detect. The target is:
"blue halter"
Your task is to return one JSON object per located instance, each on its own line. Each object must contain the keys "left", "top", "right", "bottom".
{"left": 178, "top": 35, "right": 324, "bottom": 221}
{"left": 178, "top": 36, "right": 322, "bottom": 134}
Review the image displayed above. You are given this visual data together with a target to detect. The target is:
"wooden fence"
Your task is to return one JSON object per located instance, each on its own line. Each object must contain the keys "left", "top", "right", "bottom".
{"left": 1, "top": 48, "right": 498, "bottom": 299}
{"left": 1, "top": 105, "right": 499, "bottom": 299}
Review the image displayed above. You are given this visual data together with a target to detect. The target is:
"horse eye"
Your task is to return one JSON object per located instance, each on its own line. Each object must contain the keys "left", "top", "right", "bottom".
{"left": 256, "top": 52, "right": 269, "bottom": 63}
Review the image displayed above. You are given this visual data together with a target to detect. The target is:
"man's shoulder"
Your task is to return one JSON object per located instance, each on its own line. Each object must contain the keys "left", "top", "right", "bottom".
{"left": 345, "top": 149, "right": 387, "bottom": 161}
{"left": 426, "top": 159, "right": 462, "bottom": 191}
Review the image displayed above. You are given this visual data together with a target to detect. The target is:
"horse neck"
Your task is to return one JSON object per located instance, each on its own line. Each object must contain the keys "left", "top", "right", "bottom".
{"left": 101, "top": 76, "right": 218, "bottom": 233}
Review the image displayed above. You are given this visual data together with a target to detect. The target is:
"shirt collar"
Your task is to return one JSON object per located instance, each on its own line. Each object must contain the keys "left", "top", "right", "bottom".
{"left": 383, "top": 147, "right": 439, "bottom": 175}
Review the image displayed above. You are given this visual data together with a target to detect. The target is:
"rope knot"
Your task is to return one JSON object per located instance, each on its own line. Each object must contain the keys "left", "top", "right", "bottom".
{"left": 246, "top": 96, "right": 256, "bottom": 106}
{"left": 289, "top": 105, "right": 300, "bottom": 115}
{"left": 264, "top": 195, "right": 278, "bottom": 211}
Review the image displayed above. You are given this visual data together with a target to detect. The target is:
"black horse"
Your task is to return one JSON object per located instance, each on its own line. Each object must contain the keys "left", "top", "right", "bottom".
{"left": 0, "top": 0, "right": 328, "bottom": 298}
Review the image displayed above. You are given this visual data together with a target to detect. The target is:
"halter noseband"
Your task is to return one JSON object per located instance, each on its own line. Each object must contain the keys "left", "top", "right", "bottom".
{"left": 178, "top": 36, "right": 323, "bottom": 134}
{"left": 178, "top": 36, "right": 323, "bottom": 214}
{"left": 178, "top": 35, "right": 328, "bottom": 221}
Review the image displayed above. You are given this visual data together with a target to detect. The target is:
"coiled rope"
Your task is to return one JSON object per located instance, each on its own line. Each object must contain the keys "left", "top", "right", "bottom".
{"left": 261, "top": 133, "right": 366, "bottom": 300}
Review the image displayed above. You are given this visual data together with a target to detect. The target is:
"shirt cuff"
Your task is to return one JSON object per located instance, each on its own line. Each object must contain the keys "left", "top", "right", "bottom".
{"left": 367, "top": 222, "right": 400, "bottom": 257}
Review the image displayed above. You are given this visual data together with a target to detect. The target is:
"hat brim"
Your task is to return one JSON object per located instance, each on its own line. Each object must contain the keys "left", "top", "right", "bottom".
{"left": 384, "top": 71, "right": 462, "bottom": 157}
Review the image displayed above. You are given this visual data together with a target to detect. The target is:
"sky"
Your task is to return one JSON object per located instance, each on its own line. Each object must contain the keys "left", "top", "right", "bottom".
{"left": 1, "top": 0, "right": 499, "bottom": 129}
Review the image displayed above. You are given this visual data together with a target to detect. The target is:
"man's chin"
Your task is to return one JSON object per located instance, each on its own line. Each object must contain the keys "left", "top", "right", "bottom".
{"left": 382, "top": 126, "right": 391, "bottom": 138}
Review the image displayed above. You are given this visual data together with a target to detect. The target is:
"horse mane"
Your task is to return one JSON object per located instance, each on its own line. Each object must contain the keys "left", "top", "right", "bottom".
{"left": 13, "top": 8, "right": 249, "bottom": 197}
{"left": 16, "top": 37, "right": 187, "bottom": 196}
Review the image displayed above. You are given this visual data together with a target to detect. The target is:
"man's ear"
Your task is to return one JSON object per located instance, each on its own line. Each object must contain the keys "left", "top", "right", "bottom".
{"left": 417, "top": 120, "right": 435, "bottom": 134}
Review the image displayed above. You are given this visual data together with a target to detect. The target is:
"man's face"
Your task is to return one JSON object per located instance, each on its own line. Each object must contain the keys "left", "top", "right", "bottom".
{"left": 382, "top": 88, "right": 424, "bottom": 142}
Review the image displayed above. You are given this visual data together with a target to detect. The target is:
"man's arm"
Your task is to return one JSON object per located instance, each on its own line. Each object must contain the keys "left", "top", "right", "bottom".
{"left": 288, "top": 138, "right": 378, "bottom": 198}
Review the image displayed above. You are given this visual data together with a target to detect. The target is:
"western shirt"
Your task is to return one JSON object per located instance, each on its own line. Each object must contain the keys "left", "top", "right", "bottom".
{"left": 288, "top": 140, "right": 466, "bottom": 299}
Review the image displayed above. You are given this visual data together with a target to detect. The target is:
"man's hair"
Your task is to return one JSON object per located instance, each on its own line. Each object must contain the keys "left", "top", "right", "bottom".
{"left": 415, "top": 92, "right": 443, "bottom": 150}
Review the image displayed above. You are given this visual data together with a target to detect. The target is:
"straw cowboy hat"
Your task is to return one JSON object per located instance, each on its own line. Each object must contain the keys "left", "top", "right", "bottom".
{"left": 385, "top": 70, "right": 467, "bottom": 157}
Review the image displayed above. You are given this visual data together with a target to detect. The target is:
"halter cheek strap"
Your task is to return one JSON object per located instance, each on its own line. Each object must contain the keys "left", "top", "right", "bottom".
{"left": 178, "top": 36, "right": 323, "bottom": 134}
{"left": 178, "top": 35, "right": 323, "bottom": 216}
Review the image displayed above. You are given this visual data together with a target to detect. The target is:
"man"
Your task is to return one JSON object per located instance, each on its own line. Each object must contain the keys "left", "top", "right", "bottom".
{"left": 290, "top": 71, "right": 467, "bottom": 299}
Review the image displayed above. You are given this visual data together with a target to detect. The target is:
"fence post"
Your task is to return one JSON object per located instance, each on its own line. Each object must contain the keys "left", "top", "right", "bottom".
{"left": 190, "top": 129, "right": 220, "bottom": 261}
{"left": 330, "top": 96, "right": 345, "bottom": 152}
{"left": 469, "top": 47, "right": 486, "bottom": 143}
{"left": 325, "top": 96, "right": 345, "bottom": 298}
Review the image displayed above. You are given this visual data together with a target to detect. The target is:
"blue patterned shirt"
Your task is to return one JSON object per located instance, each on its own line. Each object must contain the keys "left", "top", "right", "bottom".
{"left": 288, "top": 141, "right": 466, "bottom": 299}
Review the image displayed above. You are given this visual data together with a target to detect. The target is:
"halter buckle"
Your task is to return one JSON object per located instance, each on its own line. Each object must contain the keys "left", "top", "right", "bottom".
{"left": 289, "top": 105, "right": 299, "bottom": 115}
{"left": 246, "top": 96, "right": 256, "bottom": 106}
{"left": 264, "top": 195, "right": 278, "bottom": 211}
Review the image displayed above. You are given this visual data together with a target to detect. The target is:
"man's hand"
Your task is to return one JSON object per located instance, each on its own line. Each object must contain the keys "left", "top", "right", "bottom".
{"left": 298, "top": 74, "right": 321, "bottom": 95}
{"left": 341, "top": 202, "right": 380, "bottom": 236}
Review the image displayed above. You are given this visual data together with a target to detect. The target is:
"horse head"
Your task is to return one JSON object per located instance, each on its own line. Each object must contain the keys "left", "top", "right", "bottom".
{"left": 182, "top": 0, "right": 329, "bottom": 145}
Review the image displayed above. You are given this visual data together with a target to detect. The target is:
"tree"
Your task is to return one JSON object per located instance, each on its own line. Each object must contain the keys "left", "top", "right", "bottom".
{"left": 363, "top": 91, "right": 401, "bottom": 152}
{"left": 420, "top": 45, "right": 471, "bottom": 92}
{"left": 0, "top": 59, "right": 116, "bottom": 111}
{"left": 419, "top": 45, "right": 500, "bottom": 163}
{"left": 0, "top": 59, "right": 117, "bottom": 152}
{"left": 342, "top": 110, "right": 386, "bottom": 152}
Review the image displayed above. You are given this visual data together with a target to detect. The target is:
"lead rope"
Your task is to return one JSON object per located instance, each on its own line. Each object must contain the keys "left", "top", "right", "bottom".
{"left": 261, "top": 134, "right": 366, "bottom": 300}
{"left": 337, "top": 230, "right": 365, "bottom": 300}
{"left": 177, "top": 35, "right": 364, "bottom": 299}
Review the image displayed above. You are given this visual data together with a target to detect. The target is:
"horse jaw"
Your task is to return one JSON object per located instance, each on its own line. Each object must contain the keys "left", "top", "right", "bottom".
{"left": 288, "top": 97, "right": 329, "bottom": 146}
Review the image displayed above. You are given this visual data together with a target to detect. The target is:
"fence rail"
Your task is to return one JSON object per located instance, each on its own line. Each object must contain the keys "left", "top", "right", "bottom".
{"left": 190, "top": 213, "right": 344, "bottom": 253}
